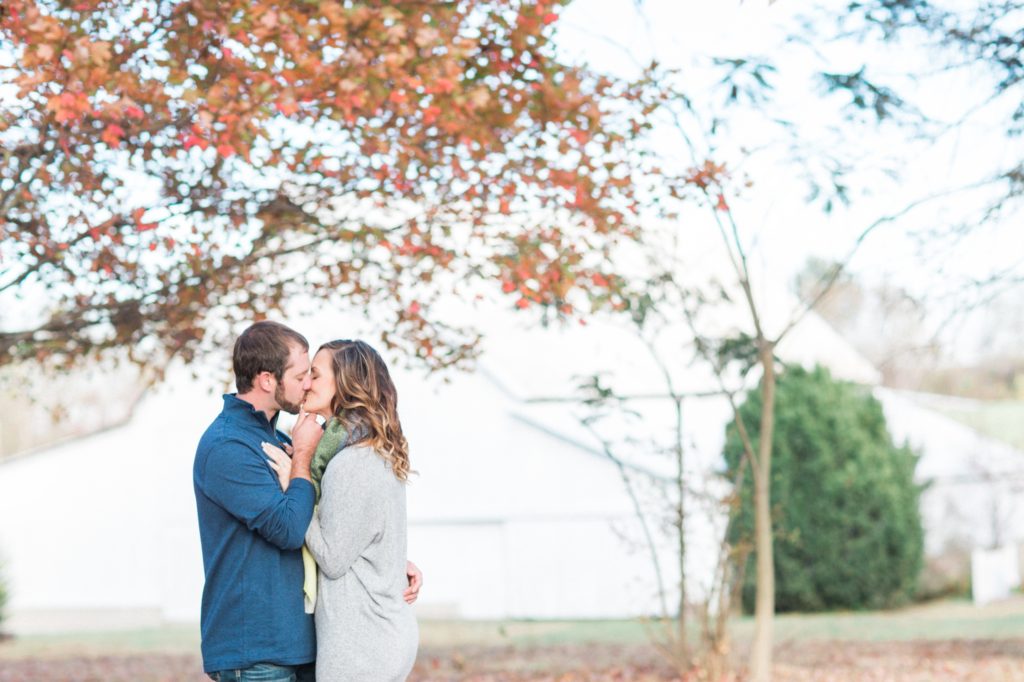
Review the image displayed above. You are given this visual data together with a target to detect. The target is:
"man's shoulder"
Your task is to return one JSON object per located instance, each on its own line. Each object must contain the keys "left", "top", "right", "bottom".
{"left": 196, "top": 414, "right": 261, "bottom": 463}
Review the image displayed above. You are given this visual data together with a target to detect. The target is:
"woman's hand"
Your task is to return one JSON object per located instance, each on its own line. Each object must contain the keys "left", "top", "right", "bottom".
{"left": 262, "top": 442, "right": 292, "bottom": 491}
{"left": 404, "top": 560, "right": 422, "bottom": 604}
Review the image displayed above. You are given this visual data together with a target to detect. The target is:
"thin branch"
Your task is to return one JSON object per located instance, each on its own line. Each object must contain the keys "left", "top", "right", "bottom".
{"left": 578, "top": 418, "right": 672, "bottom": 624}
{"left": 773, "top": 176, "right": 999, "bottom": 345}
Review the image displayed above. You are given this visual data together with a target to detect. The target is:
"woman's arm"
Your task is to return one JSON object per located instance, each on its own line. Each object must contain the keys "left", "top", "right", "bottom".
{"left": 304, "top": 449, "right": 384, "bottom": 580}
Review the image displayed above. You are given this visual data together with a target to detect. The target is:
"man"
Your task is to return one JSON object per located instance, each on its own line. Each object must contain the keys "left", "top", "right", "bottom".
{"left": 194, "top": 321, "right": 422, "bottom": 681}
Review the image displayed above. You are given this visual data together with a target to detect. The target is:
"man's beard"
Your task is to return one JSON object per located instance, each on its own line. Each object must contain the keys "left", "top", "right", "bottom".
{"left": 275, "top": 383, "right": 302, "bottom": 415}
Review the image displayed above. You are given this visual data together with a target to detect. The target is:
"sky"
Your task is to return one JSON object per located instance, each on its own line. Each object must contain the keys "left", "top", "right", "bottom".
{"left": 554, "top": 0, "right": 1024, "bottom": 362}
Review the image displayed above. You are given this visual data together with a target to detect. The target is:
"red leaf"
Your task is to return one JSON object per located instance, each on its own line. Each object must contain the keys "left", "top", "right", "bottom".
{"left": 715, "top": 193, "right": 729, "bottom": 211}
{"left": 573, "top": 185, "right": 587, "bottom": 207}
{"left": 423, "top": 105, "right": 442, "bottom": 124}
{"left": 125, "top": 105, "right": 145, "bottom": 120}
{"left": 569, "top": 129, "right": 589, "bottom": 146}
{"left": 275, "top": 99, "right": 299, "bottom": 116}
{"left": 501, "top": 280, "right": 516, "bottom": 293}
{"left": 101, "top": 123, "right": 125, "bottom": 147}
{"left": 407, "top": 301, "right": 421, "bottom": 315}
{"left": 216, "top": 143, "right": 236, "bottom": 158}
{"left": 183, "top": 134, "right": 208, "bottom": 151}
{"left": 133, "top": 207, "right": 158, "bottom": 231}
{"left": 542, "top": 12, "right": 558, "bottom": 25}
{"left": 432, "top": 78, "right": 456, "bottom": 95}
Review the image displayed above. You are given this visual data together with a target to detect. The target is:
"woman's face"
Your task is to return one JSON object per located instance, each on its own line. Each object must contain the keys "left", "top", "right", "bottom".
{"left": 303, "top": 349, "right": 337, "bottom": 418}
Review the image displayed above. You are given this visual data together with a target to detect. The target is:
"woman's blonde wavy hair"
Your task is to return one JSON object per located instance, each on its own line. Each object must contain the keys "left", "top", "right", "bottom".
{"left": 319, "top": 339, "right": 410, "bottom": 482}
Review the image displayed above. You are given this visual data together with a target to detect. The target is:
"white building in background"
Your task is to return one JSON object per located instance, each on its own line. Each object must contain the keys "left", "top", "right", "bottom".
{"left": 1, "top": 306, "right": 1022, "bottom": 634}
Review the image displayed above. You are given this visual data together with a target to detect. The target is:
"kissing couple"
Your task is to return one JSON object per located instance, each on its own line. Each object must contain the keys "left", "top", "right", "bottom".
{"left": 194, "top": 321, "right": 421, "bottom": 681}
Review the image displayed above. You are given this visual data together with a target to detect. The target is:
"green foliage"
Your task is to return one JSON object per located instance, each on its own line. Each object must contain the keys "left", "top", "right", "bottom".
{"left": 0, "top": 558, "right": 7, "bottom": 631}
{"left": 724, "top": 365, "right": 924, "bottom": 612}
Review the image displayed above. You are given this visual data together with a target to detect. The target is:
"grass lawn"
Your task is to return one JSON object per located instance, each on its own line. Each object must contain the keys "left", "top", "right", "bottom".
{"left": 416, "top": 597, "right": 1024, "bottom": 647}
{"left": 2, "top": 598, "right": 1024, "bottom": 680}
{"left": 931, "top": 399, "right": 1024, "bottom": 451}
{"left": 5, "top": 597, "right": 1024, "bottom": 658}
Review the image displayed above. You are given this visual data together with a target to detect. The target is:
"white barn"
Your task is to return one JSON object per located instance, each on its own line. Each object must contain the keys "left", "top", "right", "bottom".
{"left": 1, "top": 307, "right": 1022, "bottom": 633}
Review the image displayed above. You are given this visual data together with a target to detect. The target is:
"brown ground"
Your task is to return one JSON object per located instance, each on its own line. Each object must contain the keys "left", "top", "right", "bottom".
{"left": 1, "top": 640, "right": 1022, "bottom": 682}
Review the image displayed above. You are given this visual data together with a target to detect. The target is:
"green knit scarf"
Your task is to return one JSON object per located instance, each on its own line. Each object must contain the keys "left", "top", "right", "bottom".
{"left": 309, "top": 417, "right": 349, "bottom": 503}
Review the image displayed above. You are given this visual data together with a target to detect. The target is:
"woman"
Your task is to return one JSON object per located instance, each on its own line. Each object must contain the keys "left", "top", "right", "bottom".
{"left": 263, "top": 340, "right": 418, "bottom": 681}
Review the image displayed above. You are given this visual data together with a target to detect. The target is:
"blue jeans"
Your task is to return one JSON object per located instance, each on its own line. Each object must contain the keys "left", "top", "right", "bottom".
{"left": 208, "top": 663, "right": 315, "bottom": 682}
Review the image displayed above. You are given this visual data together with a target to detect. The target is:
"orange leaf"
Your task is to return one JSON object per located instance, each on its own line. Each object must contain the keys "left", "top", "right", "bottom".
{"left": 423, "top": 105, "right": 441, "bottom": 124}
{"left": 275, "top": 99, "right": 299, "bottom": 116}
{"left": 183, "top": 134, "right": 208, "bottom": 151}
{"left": 432, "top": 78, "right": 456, "bottom": 95}
{"left": 101, "top": 123, "right": 124, "bottom": 147}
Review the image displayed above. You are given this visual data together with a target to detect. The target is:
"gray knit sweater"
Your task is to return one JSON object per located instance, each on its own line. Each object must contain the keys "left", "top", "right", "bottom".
{"left": 304, "top": 445, "right": 418, "bottom": 681}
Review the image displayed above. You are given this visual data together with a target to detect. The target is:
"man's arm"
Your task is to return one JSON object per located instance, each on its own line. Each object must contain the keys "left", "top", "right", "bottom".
{"left": 201, "top": 439, "right": 314, "bottom": 550}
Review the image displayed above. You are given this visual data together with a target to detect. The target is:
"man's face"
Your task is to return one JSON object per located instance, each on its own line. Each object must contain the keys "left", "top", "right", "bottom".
{"left": 274, "top": 343, "right": 312, "bottom": 415}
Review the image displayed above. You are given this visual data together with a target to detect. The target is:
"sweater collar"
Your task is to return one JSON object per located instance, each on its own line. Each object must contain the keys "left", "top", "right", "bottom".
{"left": 222, "top": 394, "right": 280, "bottom": 430}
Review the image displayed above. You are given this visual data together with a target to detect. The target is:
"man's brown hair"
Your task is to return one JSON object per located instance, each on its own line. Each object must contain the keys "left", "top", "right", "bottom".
{"left": 232, "top": 321, "right": 309, "bottom": 393}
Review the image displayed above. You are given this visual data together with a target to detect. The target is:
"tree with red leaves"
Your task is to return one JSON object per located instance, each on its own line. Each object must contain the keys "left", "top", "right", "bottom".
{"left": 1, "top": 0, "right": 650, "bottom": 372}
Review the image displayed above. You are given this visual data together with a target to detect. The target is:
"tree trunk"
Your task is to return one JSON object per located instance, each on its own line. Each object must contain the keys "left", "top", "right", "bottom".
{"left": 675, "top": 396, "right": 688, "bottom": 660}
{"left": 749, "top": 347, "right": 776, "bottom": 681}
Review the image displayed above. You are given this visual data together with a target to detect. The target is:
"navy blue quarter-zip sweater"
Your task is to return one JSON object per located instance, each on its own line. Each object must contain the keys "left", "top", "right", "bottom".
{"left": 193, "top": 394, "right": 316, "bottom": 673}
